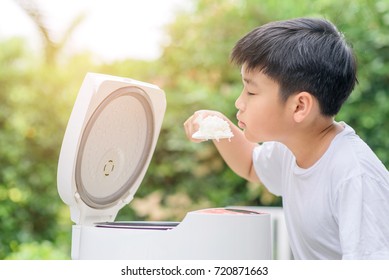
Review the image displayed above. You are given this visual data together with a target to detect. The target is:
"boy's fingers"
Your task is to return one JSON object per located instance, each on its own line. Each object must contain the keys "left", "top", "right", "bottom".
{"left": 183, "top": 114, "right": 203, "bottom": 142}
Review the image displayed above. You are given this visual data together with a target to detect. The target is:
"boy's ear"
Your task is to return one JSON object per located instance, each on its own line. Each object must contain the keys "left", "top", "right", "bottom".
{"left": 292, "top": 92, "right": 313, "bottom": 123}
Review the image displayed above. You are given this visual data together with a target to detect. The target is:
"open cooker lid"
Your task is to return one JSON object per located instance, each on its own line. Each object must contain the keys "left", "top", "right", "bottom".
{"left": 57, "top": 73, "right": 166, "bottom": 225}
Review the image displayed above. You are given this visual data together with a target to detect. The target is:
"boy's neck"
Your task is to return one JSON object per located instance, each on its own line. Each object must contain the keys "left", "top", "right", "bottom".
{"left": 285, "top": 118, "right": 344, "bottom": 169}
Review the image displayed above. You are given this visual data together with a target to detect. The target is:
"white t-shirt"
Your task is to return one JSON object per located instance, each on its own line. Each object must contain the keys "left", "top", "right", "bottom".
{"left": 253, "top": 122, "right": 389, "bottom": 259}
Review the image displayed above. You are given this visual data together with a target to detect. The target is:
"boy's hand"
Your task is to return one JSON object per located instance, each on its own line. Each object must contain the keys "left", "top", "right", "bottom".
{"left": 183, "top": 110, "right": 227, "bottom": 142}
{"left": 184, "top": 110, "right": 259, "bottom": 183}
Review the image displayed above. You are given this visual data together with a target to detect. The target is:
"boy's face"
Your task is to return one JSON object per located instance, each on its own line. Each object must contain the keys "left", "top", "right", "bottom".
{"left": 235, "top": 65, "right": 292, "bottom": 143}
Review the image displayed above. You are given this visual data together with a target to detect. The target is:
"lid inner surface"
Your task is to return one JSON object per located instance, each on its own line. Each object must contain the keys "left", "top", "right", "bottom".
{"left": 75, "top": 86, "right": 154, "bottom": 209}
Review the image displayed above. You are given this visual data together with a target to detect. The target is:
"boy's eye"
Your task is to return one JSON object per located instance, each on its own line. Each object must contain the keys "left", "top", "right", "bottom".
{"left": 242, "top": 85, "right": 257, "bottom": 96}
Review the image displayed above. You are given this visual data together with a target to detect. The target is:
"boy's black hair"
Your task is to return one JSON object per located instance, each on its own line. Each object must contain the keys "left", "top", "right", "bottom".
{"left": 231, "top": 17, "right": 357, "bottom": 116}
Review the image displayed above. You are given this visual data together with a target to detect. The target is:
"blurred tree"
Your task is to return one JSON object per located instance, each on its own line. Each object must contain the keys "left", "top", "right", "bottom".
{"left": 0, "top": 37, "right": 93, "bottom": 259}
{"left": 14, "top": 0, "right": 85, "bottom": 65}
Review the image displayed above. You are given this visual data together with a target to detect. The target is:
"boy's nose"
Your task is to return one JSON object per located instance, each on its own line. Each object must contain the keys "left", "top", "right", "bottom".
{"left": 235, "top": 92, "right": 245, "bottom": 110}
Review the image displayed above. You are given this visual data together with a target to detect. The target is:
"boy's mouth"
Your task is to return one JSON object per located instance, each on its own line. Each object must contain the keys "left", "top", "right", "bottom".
{"left": 238, "top": 121, "right": 246, "bottom": 129}
{"left": 236, "top": 113, "right": 246, "bottom": 129}
{"left": 237, "top": 118, "right": 246, "bottom": 129}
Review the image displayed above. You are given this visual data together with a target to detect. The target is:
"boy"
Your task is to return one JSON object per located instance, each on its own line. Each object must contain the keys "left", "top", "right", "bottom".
{"left": 184, "top": 18, "right": 389, "bottom": 259}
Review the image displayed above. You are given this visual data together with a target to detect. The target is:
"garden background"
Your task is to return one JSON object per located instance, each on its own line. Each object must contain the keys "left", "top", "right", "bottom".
{"left": 1, "top": 0, "right": 388, "bottom": 259}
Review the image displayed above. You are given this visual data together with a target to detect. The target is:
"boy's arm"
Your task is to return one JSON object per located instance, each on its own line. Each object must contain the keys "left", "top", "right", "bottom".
{"left": 183, "top": 110, "right": 261, "bottom": 183}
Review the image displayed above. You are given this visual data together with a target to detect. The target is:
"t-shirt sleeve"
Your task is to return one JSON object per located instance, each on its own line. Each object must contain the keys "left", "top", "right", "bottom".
{"left": 334, "top": 174, "right": 389, "bottom": 259}
{"left": 252, "top": 142, "right": 286, "bottom": 196}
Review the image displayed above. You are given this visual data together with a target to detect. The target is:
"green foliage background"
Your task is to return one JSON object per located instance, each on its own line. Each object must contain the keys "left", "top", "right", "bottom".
{"left": 0, "top": 0, "right": 388, "bottom": 259}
